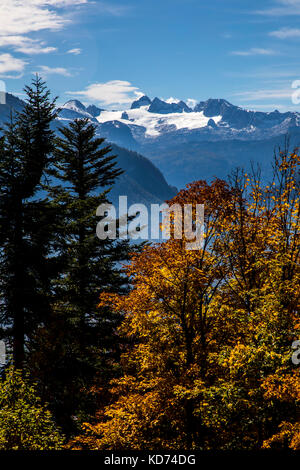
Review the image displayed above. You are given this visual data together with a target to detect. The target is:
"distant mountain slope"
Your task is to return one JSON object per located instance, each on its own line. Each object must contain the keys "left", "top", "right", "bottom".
{"left": 0, "top": 94, "right": 177, "bottom": 206}
{"left": 142, "top": 136, "right": 300, "bottom": 187}
{"left": 0, "top": 93, "right": 24, "bottom": 123}
{"left": 109, "top": 144, "right": 177, "bottom": 206}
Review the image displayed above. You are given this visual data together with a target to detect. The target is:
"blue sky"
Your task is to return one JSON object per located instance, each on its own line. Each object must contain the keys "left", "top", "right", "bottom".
{"left": 1, "top": 0, "right": 300, "bottom": 111}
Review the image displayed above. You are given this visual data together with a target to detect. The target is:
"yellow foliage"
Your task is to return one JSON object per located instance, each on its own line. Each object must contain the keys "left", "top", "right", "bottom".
{"left": 72, "top": 151, "right": 300, "bottom": 450}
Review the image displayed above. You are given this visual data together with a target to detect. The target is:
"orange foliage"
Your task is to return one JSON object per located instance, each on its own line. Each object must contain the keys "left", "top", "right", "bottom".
{"left": 69, "top": 151, "right": 300, "bottom": 450}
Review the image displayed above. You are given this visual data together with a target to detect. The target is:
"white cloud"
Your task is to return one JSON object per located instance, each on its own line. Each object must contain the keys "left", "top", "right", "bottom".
{"left": 38, "top": 65, "right": 72, "bottom": 76}
{"left": 159, "top": 97, "right": 198, "bottom": 109}
{"left": 0, "top": 1, "right": 89, "bottom": 75}
{"left": 0, "top": 1, "right": 124, "bottom": 37}
{"left": 256, "top": 0, "right": 300, "bottom": 16}
{"left": 0, "top": 1, "right": 125, "bottom": 77}
{"left": 0, "top": 53, "right": 27, "bottom": 76}
{"left": 165, "top": 96, "right": 180, "bottom": 104}
{"left": 231, "top": 48, "right": 277, "bottom": 56}
{"left": 68, "top": 80, "right": 144, "bottom": 107}
{"left": 44, "top": 0, "right": 88, "bottom": 5}
{"left": 239, "top": 103, "right": 291, "bottom": 111}
{"left": 233, "top": 88, "right": 293, "bottom": 101}
{"left": 18, "top": 44, "right": 56, "bottom": 55}
{"left": 0, "top": 0, "right": 88, "bottom": 72}
{"left": 0, "top": 36, "right": 56, "bottom": 54}
{"left": 225, "top": 65, "right": 300, "bottom": 80}
{"left": 269, "top": 27, "right": 300, "bottom": 38}
{"left": 186, "top": 98, "right": 197, "bottom": 109}
{"left": 67, "top": 48, "right": 82, "bottom": 55}
{"left": 0, "top": 1, "right": 70, "bottom": 36}
{"left": 0, "top": 0, "right": 89, "bottom": 36}
{"left": 92, "top": 1, "right": 131, "bottom": 17}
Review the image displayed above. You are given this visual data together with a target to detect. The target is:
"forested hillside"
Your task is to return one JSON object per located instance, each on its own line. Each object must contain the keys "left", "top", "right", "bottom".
{"left": 0, "top": 78, "right": 299, "bottom": 451}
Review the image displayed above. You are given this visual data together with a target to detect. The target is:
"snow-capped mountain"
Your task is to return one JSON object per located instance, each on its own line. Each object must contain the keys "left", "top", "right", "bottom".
{"left": 95, "top": 101, "right": 222, "bottom": 138}
{"left": 56, "top": 96, "right": 300, "bottom": 188}
{"left": 2, "top": 92, "right": 299, "bottom": 189}
{"left": 58, "top": 96, "right": 300, "bottom": 145}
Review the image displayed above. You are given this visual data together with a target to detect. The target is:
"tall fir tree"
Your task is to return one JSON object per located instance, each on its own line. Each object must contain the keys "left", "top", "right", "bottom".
{"left": 31, "top": 118, "right": 134, "bottom": 433}
{"left": 0, "top": 76, "right": 56, "bottom": 369}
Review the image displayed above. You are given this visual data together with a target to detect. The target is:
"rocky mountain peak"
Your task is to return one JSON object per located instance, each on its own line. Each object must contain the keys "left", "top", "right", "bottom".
{"left": 131, "top": 95, "right": 152, "bottom": 109}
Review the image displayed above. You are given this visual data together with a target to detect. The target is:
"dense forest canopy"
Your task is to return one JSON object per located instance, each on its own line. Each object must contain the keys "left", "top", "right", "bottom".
{"left": 0, "top": 78, "right": 299, "bottom": 450}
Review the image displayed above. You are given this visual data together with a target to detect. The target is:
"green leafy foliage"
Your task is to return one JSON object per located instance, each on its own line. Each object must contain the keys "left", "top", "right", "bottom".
{"left": 0, "top": 367, "right": 64, "bottom": 450}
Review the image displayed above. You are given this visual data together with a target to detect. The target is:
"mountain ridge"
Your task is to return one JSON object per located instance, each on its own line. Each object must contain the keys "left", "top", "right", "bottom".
{"left": 2, "top": 91, "right": 300, "bottom": 189}
{"left": 72, "top": 95, "right": 300, "bottom": 187}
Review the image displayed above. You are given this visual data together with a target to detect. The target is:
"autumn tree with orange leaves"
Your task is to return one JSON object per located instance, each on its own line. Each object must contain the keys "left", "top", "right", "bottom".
{"left": 69, "top": 150, "right": 300, "bottom": 450}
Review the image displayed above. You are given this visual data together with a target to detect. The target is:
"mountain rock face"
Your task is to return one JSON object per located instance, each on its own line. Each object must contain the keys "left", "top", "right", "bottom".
{"left": 0, "top": 93, "right": 24, "bottom": 122}
{"left": 65, "top": 99, "right": 85, "bottom": 110}
{"left": 86, "top": 104, "right": 103, "bottom": 117}
{"left": 62, "top": 99, "right": 88, "bottom": 113}
{"left": 176, "top": 100, "right": 193, "bottom": 113}
{"left": 131, "top": 95, "right": 152, "bottom": 109}
{"left": 97, "top": 120, "right": 138, "bottom": 150}
{"left": 57, "top": 100, "right": 99, "bottom": 122}
{"left": 148, "top": 97, "right": 192, "bottom": 114}
{"left": 207, "top": 118, "right": 217, "bottom": 128}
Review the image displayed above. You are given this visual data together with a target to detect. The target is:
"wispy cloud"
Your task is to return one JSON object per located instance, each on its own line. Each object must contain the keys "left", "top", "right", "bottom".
{"left": 0, "top": 53, "right": 27, "bottom": 77}
{"left": 0, "top": 1, "right": 127, "bottom": 76}
{"left": 269, "top": 27, "right": 300, "bottom": 38}
{"left": 186, "top": 99, "right": 197, "bottom": 109}
{"left": 256, "top": 0, "right": 300, "bottom": 16}
{"left": 0, "top": 36, "right": 56, "bottom": 54}
{"left": 67, "top": 48, "right": 82, "bottom": 55}
{"left": 222, "top": 33, "right": 232, "bottom": 39}
{"left": 233, "top": 88, "right": 293, "bottom": 101}
{"left": 165, "top": 97, "right": 180, "bottom": 104}
{"left": 226, "top": 71, "right": 298, "bottom": 80}
{"left": 231, "top": 48, "right": 277, "bottom": 56}
{"left": 38, "top": 65, "right": 72, "bottom": 77}
{"left": 0, "top": 0, "right": 89, "bottom": 76}
{"left": 67, "top": 80, "right": 144, "bottom": 107}
{"left": 238, "top": 103, "right": 292, "bottom": 111}
{"left": 0, "top": 0, "right": 85, "bottom": 36}
{"left": 94, "top": 1, "right": 131, "bottom": 17}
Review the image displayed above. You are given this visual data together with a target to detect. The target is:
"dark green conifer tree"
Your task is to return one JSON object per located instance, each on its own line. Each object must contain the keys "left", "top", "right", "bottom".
{"left": 0, "top": 76, "right": 56, "bottom": 369}
{"left": 32, "top": 118, "right": 133, "bottom": 433}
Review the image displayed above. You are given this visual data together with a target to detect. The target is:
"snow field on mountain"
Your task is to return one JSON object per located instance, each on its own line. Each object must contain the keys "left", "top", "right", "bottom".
{"left": 96, "top": 106, "right": 222, "bottom": 136}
